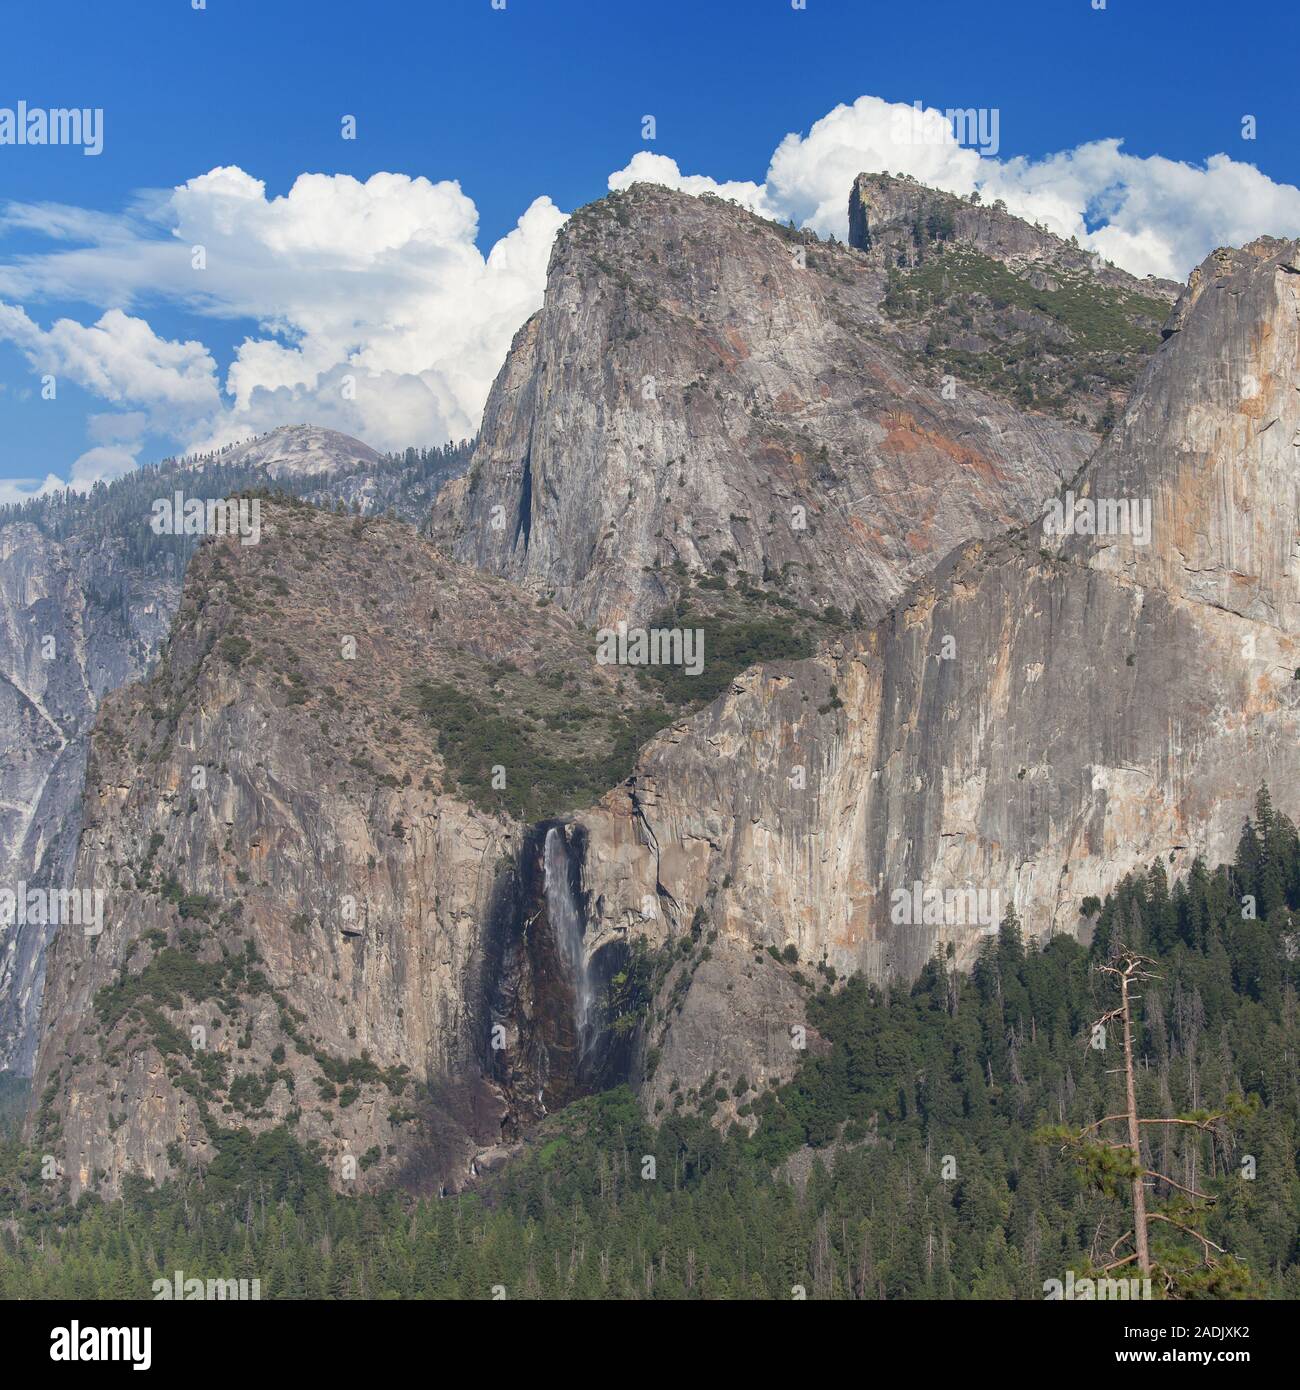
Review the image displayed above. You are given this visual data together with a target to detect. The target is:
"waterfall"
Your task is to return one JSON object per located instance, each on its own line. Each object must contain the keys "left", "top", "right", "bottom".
{"left": 543, "top": 826, "right": 592, "bottom": 1051}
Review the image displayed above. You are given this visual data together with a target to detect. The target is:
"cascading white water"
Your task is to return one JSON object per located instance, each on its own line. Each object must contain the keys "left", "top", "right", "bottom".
{"left": 543, "top": 826, "right": 592, "bottom": 1050}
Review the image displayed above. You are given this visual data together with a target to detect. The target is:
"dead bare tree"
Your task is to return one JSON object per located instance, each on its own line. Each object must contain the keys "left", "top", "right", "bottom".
{"left": 1042, "top": 947, "right": 1242, "bottom": 1293}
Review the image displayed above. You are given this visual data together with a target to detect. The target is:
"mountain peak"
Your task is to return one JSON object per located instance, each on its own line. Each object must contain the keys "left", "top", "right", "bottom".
{"left": 848, "top": 171, "right": 1182, "bottom": 298}
{"left": 185, "top": 424, "right": 383, "bottom": 480}
{"left": 432, "top": 173, "right": 1098, "bottom": 628}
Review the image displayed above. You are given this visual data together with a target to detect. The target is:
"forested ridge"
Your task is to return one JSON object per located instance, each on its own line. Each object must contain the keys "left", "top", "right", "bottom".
{"left": 0, "top": 440, "right": 473, "bottom": 549}
{"left": 2, "top": 791, "right": 1297, "bottom": 1300}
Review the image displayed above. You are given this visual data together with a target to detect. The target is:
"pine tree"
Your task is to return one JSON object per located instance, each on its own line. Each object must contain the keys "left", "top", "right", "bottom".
{"left": 1042, "top": 948, "right": 1252, "bottom": 1296}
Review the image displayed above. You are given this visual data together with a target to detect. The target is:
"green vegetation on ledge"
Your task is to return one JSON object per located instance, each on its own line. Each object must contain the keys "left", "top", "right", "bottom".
{"left": 883, "top": 246, "right": 1170, "bottom": 420}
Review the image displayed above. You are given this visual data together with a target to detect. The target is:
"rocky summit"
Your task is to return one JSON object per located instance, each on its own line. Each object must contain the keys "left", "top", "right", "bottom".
{"left": 429, "top": 181, "right": 1103, "bottom": 628}
{"left": 849, "top": 172, "right": 1183, "bottom": 427}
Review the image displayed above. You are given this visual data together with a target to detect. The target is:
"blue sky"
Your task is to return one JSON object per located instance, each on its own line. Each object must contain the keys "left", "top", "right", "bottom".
{"left": 1, "top": 0, "right": 1297, "bottom": 490}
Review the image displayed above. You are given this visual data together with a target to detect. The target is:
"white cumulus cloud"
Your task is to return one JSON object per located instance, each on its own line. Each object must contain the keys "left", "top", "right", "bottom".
{"left": 0, "top": 303, "right": 219, "bottom": 417}
{"left": 1, "top": 169, "right": 566, "bottom": 464}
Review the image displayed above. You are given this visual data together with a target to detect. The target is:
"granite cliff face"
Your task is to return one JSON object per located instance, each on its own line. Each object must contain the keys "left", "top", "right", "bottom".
{"left": 0, "top": 427, "right": 468, "bottom": 1074}
{"left": 0, "top": 525, "right": 179, "bottom": 1075}
{"left": 570, "top": 235, "right": 1300, "bottom": 1048}
{"left": 420, "top": 180, "right": 1255, "bottom": 1116}
{"left": 26, "top": 503, "right": 661, "bottom": 1198}
{"left": 430, "top": 181, "right": 1103, "bottom": 627}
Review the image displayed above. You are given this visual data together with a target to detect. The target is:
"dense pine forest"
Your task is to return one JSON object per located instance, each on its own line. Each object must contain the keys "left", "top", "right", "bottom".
{"left": 2, "top": 790, "right": 1297, "bottom": 1300}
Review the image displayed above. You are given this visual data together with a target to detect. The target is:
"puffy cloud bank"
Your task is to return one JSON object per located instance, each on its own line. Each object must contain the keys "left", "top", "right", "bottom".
{"left": 0, "top": 169, "right": 566, "bottom": 492}
{"left": 3, "top": 93, "right": 1300, "bottom": 497}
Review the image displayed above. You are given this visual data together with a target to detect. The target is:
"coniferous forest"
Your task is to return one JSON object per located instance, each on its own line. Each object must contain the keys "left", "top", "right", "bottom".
{"left": 3, "top": 791, "right": 1296, "bottom": 1301}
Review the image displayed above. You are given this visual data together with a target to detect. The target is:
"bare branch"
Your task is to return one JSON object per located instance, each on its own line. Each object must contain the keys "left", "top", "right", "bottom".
{"left": 1106, "top": 1228, "right": 1135, "bottom": 1260}
{"left": 1080, "top": 1113, "right": 1130, "bottom": 1135}
{"left": 1148, "top": 1213, "right": 1227, "bottom": 1263}
{"left": 1144, "top": 1169, "right": 1214, "bottom": 1203}
{"left": 1099, "top": 1252, "right": 1140, "bottom": 1273}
